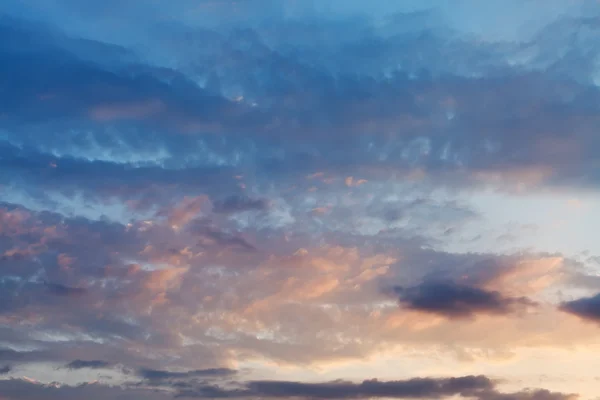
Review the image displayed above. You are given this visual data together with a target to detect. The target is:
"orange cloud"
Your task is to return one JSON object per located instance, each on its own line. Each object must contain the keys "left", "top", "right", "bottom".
{"left": 482, "top": 257, "right": 565, "bottom": 298}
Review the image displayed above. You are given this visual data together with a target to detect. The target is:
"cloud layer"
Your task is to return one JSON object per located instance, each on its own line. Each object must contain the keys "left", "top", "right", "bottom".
{"left": 1, "top": 0, "right": 600, "bottom": 399}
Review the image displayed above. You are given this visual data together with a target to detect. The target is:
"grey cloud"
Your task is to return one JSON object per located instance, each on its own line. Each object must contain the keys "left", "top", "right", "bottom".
{"left": 0, "top": 348, "right": 53, "bottom": 363}
{"left": 175, "top": 376, "right": 575, "bottom": 400}
{"left": 243, "top": 376, "right": 492, "bottom": 398}
{"left": 45, "top": 282, "right": 87, "bottom": 297}
{"left": 0, "top": 377, "right": 575, "bottom": 400}
{"left": 0, "top": 379, "right": 171, "bottom": 400}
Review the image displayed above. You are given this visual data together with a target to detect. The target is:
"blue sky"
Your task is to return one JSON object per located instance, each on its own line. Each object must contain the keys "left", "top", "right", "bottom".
{"left": 1, "top": 1, "right": 600, "bottom": 399}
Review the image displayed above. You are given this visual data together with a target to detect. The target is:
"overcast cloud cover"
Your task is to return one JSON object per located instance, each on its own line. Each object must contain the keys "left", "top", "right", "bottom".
{"left": 1, "top": 0, "right": 600, "bottom": 399}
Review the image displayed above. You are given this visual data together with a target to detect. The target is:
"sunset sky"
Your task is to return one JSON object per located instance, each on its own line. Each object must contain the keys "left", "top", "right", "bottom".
{"left": 2, "top": 1, "right": 600, "bottom": 399}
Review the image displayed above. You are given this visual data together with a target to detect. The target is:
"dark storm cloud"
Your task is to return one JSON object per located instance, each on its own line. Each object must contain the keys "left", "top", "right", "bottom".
{"left": 0, "top": 365, "right": 11, "bottom": 374}
{"left": 560, "top": 293, "right": 600, "bottom": 322}
{"left": 393, "top": 281, "right": 535, "bottom": 318}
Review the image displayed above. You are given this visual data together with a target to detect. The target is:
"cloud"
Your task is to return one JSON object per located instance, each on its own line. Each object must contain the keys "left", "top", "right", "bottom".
{"left": 478, "top": 389, "right": 578, "bottom": 400}
{"left": 242, "top": 376, "right": 493, "bottom": 398}
{"left": 175, "top": 376, "right": 576, "bottom": 400}
{"left": 0, "top": 200, "right": 586, "bottom": 369}
{"left": 1, "top": 5, "right": 600, "bottom": 214}
{"left": 212, "top": 195, "right": 270, "bottom": 215}
{"left": 157, "top": 196, "right": 211, "bottom": 228}
{"left": 0, "top": 1, "right": 599, "bottom": 397}
{"left": 187, "top": 218, "right": 257, "bottom": 252}
{"left": 44, "top": 282, "right": 87, "bottom": 297}
{"left": 394, "top": 282, "right": 535, "bottom": 318}
{"left": 0, "top": 365, "right": 11, "bottom": 374}
{"left": 139, "top": 367, "right": 237, "bottom": 381}
{"left": 0, "top": 18, "right": 247, "bottom": 133}
{"left": 560, "top": 293, "right": 600, "bottom": 323}
{"left": 65, "top": 360, "right": 113, "bottom": 370}
{"left": 393, "top": 281, "right": 536, "bottom": 319}
{"left": 0, "top": 379, "right": 171, "bottom": 400}
{"left": 0, "top": 376, "right": 577, "bottom": 400}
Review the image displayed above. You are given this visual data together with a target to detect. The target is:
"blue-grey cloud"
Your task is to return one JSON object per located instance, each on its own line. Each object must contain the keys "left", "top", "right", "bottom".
{"left": 175, "top": 376, "right": 575, "bottom": 400}
{"left": 65, "top": 360, "right": 113, "bottom": 370}
{"left": 44, "top": 282, "right": 87, "bottom": 297}
{"left": 393, "top": 281, "right": 536, "bottom": 318}
{"left": 139, "top": 367, "right": 237, "bottom": 381}
{"left": 1, "top": 5, "right": 600, "bottom": 213}
{"left": 560, "top": 293, "right": 600, "bottom": 323}
{"left": 0, "top": 379, "right": 171, "bottom": 400}
{"left": 0, "top": 376, "right": 577, "bottom": 400}
{"left": 212, "top": 195, "right": 270, "bottom": 215}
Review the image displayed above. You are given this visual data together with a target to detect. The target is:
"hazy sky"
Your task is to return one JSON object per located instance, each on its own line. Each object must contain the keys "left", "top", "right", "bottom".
{"left": 1, "top": 1, "right": 600, "bottom": 399}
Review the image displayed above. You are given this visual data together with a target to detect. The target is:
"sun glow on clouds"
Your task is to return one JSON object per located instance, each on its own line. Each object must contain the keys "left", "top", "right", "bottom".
{"left": 2, "top": 0, "right": 600, "bottom": 399}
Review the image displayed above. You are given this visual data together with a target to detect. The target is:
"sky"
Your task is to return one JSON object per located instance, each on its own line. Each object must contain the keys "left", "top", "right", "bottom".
{"left": 2, "top": 0, "right": 600, "bottom": 399}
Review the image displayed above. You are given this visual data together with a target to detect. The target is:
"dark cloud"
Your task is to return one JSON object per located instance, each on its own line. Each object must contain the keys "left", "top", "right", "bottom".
{"left": 0, "top": 379, "right": 171, "bottom": 400}
{"left": 188, "top": 218, "right": 257, "bottom": 252}
{"left": 45, "top": 282, "right": 87, "bottom": 297}
{"left": 0, "top": 377, "right": 575, "bottom": 400}
{"left": 0, "top": 365, "right": 11, "bottom": 374}
{"left": 393, "top": 281, "right": 535, "bottom": 318}
{"left": 65, "top": 360, "right": 112, "bottom": 370}
{"left": 560, "top": 293, "right": 600, "bottom": 322}
{"left": 175, "top": 376, "right": 576, "bottom": 400}
{"left": 243, "top": 376, "right": 492, "bottom": 399}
